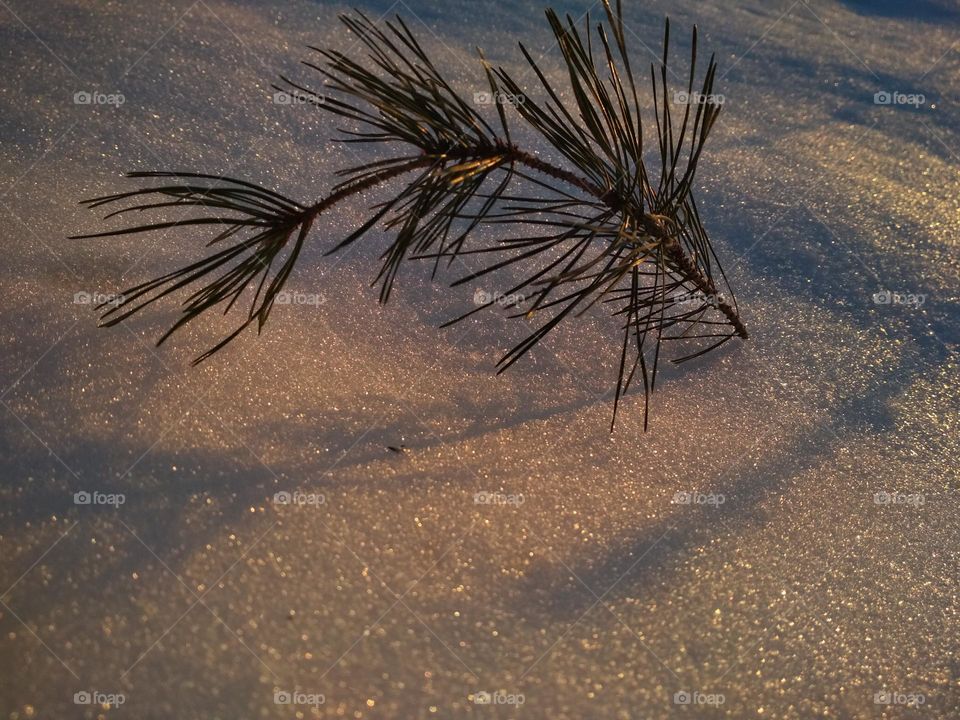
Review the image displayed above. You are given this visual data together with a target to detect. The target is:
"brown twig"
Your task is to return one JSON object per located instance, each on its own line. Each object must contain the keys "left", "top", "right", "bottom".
{"left": 304, "top": 145, "right": 748, "bottom": 338}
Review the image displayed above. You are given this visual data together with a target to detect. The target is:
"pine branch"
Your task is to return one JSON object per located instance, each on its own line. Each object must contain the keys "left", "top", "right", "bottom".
{"left": 72, "top": 0, "right": 748, "bottom": 429}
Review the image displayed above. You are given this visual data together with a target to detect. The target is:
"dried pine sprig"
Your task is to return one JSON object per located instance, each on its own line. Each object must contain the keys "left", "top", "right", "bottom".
{"left": 73, "top": 0, "right": 748, "bottom": 430}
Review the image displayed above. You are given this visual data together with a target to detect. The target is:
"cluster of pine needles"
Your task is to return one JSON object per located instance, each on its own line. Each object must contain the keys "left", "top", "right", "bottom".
{"left": 74, "top": 0, "right": 748, "bottom": 430}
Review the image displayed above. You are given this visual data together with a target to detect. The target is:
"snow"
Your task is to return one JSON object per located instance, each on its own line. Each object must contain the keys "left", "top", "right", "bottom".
{"left": 0, "top": 0, "right": 957, "bottom": 718}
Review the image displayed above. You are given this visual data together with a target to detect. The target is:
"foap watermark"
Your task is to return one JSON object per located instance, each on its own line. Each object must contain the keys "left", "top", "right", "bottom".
{"left": 273, "top": 490, "right": 325, "bottom": 507}
{"left": 274, "top": 290, "right": 326, "bottom": 307}
{"left": 671, "top": 289, "right": 727, "bottom": 309}
{"left": 873, "top": 91, "right": 925, "bottom": 108}
{"left": 474, "top": 490, "right": 525, "bottom": 506}
{"left": 872, "top": 290, "right": 926, "bottom": 308}
{"left": 274, "top": 689, "right": 325, "bottom": 707}
{"left": 473, "top": 288, "right": 525, "bottom": 307}
{"left": 674, "top": 90, "right": 725, "bottom": 106}
{"left": 74, "top": 490, "right": 125, "bottom": 508}
{"left": 874, "top": 690, "right": 925, "bottom": 707}
{"left": 272, "top": 90, "right": 323, "bottom": 106}
{"left": 671, "top": 491, "right": 725, "bottom": 508}
{"left": 74, "top": 290, "right": 124, "bottom": 308}
{"left": 73, "top": 90, "right": 125, "bottom": 107}
{"left": 74, "top": 690, "right": 126, "bottom": 707}
{"left": 673, "top": 690, "right": 725, "bottom": 706}
{"left": 874, "top": 491, "right": 925, "bottom": 507}
{"left": 473, "top": 690, "right": 525, "bottom": 706}
{"left": 473, "top": 90, "right": 525, "bottom": 107}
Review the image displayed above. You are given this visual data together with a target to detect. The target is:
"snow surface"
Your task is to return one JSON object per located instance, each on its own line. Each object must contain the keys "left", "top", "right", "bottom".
{"left": 0, "top": 0, "right": 957, "bottom": 718}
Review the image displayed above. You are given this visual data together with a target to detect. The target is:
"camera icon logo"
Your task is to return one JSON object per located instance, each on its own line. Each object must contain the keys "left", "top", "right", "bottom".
{"left": 874, "top": 91, "right": 892, "bottom": 105}
{"left": 473, "top": 288, "right": 491, "bottom": 305}
{"left": 74, "top": 691, "right": 92, "bottom": 704}
{"left": 274, "top": 689, "right": 293, "bottom": 704}
{"left": 473, "top": 91, "right": 493, "bottom": 105}
{"left": 74, "top": 491, "right": 92, "bottom": 505}
{"left": 874, "top": 691, "right": 892, "bottom": 705}
{"left": 872, "top": 290, "right": 892, "bottom": 305}
{"left": 473, "top": 691, "right": 492, "bottom": 704}
{"left": 73, "top": 91, "right": 92, "bottom": 105}
{"left": 673, "top": 690, "right": 692, "bottom": 705}
{"left": 73, "top": 291, "right": 92, "bottom": 304}
{"left": 273, "top": 491, "right": 292, "bottom": 505}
